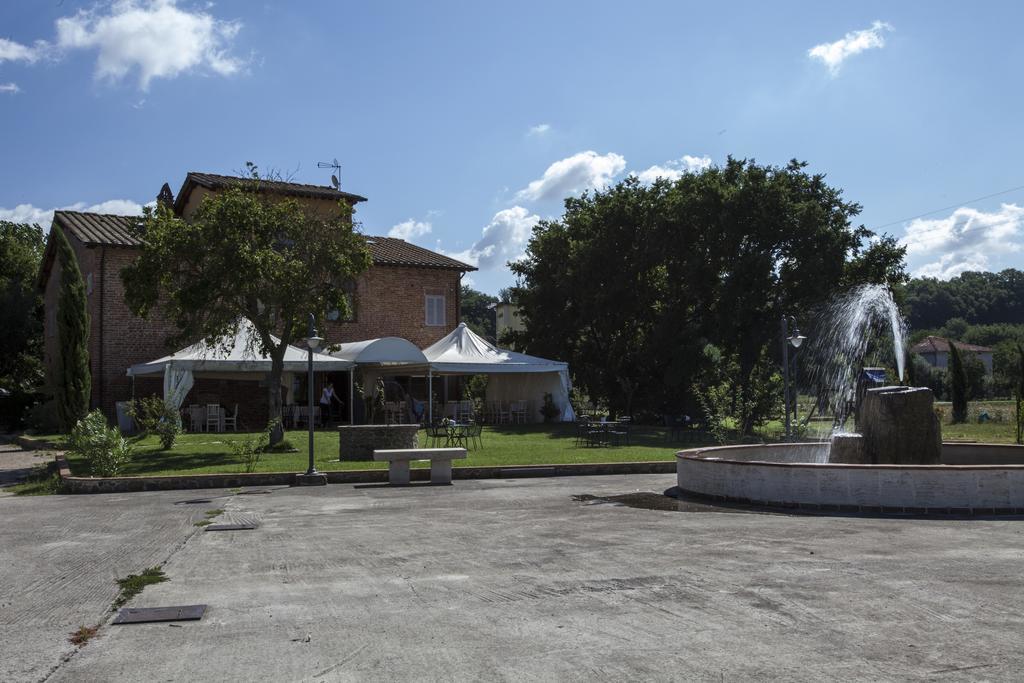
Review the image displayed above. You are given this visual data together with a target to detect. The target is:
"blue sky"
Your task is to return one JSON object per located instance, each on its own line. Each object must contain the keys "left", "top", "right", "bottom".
{"left": 2, "top": 1, "right": 1023, "bottom": 294}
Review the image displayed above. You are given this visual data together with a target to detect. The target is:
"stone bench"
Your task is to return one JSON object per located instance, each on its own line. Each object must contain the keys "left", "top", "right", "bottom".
{"left": 373, "top": 448, "right": 467, "bottom": 486}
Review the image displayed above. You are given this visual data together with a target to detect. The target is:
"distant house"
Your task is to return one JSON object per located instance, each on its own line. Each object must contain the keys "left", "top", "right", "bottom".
{"left": 493, "top": 302, "right": 524, "bottom": 346}
{"left": 910, "top": 336, "right": 994, "bottom": 375}
{"left": 38, "top": 172, "right": 475, "bottom": 423}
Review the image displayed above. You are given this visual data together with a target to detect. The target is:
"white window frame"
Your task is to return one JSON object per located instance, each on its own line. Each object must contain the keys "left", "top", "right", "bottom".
{"left": 425, "top": 294, "right": 446, "bottom": 326}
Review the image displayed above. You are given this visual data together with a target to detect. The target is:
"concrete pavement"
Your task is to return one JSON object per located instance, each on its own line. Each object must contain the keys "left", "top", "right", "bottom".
{"left": 2, "top": 472, "right": 1024, "bottom": 681}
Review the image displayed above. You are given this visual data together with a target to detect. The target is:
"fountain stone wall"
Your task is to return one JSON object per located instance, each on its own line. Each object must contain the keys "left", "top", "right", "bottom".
{"left": 855, "top": 386, "right": 942, "bottom": 465}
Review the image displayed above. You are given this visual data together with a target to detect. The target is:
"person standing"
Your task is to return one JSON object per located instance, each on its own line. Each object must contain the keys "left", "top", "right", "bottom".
{"left": 319, "top": 382, "right": 342, "bottom": 425}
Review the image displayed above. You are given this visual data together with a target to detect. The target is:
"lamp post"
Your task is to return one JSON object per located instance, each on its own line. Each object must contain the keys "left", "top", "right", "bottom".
{"left": 780, "top": 315, "right": 806, "bottom": 439}
{"left": 305, "top": 313, "right": 324, "bottom": 478}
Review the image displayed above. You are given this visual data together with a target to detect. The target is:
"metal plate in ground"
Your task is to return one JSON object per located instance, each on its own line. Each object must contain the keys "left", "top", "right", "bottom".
{"left": 113, "top": 605, "right": 207, "bottom": 624}
{"left": 204, "top": 523, "right": 256, "bottom": 531}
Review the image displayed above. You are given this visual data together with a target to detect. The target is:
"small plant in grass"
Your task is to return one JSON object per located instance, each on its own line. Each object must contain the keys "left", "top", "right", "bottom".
{"left": 68, "top": 625, "right": 99, "bottom": 646}
{"left": 67, "top": 410, "right": 134, "bottom": 477}
{"left": 113, "top": 566, "right": 167, "bottom": 608}
{"left": 127, "top": 396, "right": 181, "bottom": 449}
{"left": 204, "top": 508, "right": 224, "bottom": 517}
{"left": 230, "top": 418, "right": 281, "bottom": 472}
{"left": 194, "top": 520, "right": 213, "bottom": 527}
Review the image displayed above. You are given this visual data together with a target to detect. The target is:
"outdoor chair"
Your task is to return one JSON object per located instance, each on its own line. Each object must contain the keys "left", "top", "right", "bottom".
{"left": 188, "top": 404, "right": 204, "bottom": 432}
{"left": 423, "top": 423, "right": 445, "bottom": 448}
{"left": 468, "top": 422, "right": 483, "bottom": 450}
{"left": 496, "top": 401, "right": 511, "bottom": 424}
{"left": 609, "top": 416, "right": 631, "bottom": 446}
{"left": 510, "top": 400, "right": 527, "bottom": 424}
{"left": 574, "top": 416, "right": 591, "bottom": 447}
{"left": 222, "top": 404, "right": 238, "bottom": 432}
{"left": 205, "top": 404, "right": 221, "bottom": 433}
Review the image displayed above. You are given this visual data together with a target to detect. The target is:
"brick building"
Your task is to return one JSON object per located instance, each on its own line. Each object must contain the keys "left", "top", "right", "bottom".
{"left": 38, "top": 172, "right": 475, "bottom": 423}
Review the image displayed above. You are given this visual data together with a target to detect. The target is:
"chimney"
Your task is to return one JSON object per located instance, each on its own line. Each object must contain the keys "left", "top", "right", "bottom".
{"left": 156, "top": 182, "right": 174, "bottom": 211}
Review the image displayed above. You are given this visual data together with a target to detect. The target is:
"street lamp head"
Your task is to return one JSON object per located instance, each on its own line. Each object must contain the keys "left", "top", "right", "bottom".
{"left": 788, "top": 331, "right": 806, "bottom": 349}
{"left": 307, "top": 335, "right": 324, "bottom": 352}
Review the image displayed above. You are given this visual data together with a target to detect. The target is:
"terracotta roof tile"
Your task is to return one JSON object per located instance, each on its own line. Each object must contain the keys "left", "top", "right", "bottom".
{"left": 50, "top": 211, "right": 475, "bottom": 271}
{"left": 53, "top": 211, "right": 142, "bottom": 247}
{"left": 365, "top": 236, "right": 476, "bottom": 271}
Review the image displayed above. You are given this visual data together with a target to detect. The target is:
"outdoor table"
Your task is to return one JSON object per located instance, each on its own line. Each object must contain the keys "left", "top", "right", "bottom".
{"left": 444, "top": 423, "right": 471, "bottom": 448}
{"left": 587, "top": 421, "right": 623, "bottom": 447}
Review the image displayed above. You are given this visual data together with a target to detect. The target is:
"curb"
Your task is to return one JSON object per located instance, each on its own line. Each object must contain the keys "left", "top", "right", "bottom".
{"left": 56, "top": 458, "right": 676, "bottom": 494}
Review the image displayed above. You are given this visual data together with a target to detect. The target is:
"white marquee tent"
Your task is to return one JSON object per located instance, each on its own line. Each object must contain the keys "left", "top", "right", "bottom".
{"left": 422, "top": 323, "right": 575, "bottom": 423}
{"left": 127, "top": 319, "right": 353, "bottom": 410}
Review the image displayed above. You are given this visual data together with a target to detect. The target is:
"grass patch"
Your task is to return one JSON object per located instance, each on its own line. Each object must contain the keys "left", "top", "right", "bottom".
{"left": 264, "top": 439, "right": 298, "bottom": 453}
{"left": 193, "top": 520, "right": 213, "bottom": 527}
{"left": 57, "top": 418, "right": 1020, "bottom": 480}
{"left": 68, "top": 625, "right": 99, "bottom": 647}
{"left": 7, "top": 466, "right": 64, "bottom": 496}
{"left": 204, "top": 508, "right": 224, "bottom": 517}
{"left": 113, "top": 567, "right": 168, "bottom": 609}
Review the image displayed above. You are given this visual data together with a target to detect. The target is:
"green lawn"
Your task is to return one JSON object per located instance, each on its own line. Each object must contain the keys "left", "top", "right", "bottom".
{"left": 40, "top": 424, "right": 702, "bottom": 477}
{"left": 25, "top": 408, "right": 1020, "bottom": 478}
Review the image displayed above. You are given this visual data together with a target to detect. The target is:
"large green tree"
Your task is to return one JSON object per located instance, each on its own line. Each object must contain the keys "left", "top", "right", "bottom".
{"left": 0, "top": 221, "right": 45, "bottom": 392}
{"left": 901, "top": 269, "right": 1024, "bottom": 329}
{"left": 53, "top": 226, "right": 91, "bottom": 431}
{"left": 460, "top": 285, "right": 498, "bottom": 340}
{"left": 121, "top": 166, "right": 372, "bottom": 444}
{"left": 509, "top": 158, "right": 906, "bottom": 430}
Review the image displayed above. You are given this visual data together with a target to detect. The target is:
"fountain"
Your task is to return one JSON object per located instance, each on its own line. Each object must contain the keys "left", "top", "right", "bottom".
{"left": 676, "top": 285, "right": 1024, "bottom": 513}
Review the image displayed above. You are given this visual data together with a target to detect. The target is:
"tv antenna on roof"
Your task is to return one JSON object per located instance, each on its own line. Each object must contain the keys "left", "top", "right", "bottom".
{"left": 317, "top": 158, "right": 342, "bottom": 189}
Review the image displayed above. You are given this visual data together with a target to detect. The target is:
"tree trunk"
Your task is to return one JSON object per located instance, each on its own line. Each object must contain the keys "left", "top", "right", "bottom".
{"left": 266, "top": 346, "right": 286, "bottom": 445}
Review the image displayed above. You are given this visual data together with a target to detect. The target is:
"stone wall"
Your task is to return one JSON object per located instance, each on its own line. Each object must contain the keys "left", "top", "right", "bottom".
{"left": 338, "top": 424, "right": 420, "bottom": 461}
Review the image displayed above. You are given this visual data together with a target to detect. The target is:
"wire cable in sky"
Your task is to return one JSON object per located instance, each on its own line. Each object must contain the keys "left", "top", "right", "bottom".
{"left": 873, "top": 183, "right": 1024, "bottom": 231}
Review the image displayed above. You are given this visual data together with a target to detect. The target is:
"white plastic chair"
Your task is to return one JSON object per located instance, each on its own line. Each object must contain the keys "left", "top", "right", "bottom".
{"left": 510, "top": 400, "right": 527, "bottom": 424}
{"left": 205, "top": 404, "right": 221, "bottom": 433}
{"left": 222, "top": 404, "right": 238, "bottom": 432}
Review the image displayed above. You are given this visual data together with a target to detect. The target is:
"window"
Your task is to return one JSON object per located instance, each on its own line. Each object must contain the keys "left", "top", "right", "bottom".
{"left": 425, "top": 294, "right": 446, "bottom": 326}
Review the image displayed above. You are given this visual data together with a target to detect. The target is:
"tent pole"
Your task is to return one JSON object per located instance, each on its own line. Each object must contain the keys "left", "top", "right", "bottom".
{"left": 349, "top": 370, "right": 354, "bottom": 425}
{"left": 428, "top": 370, "right": 433, "bottom": 423}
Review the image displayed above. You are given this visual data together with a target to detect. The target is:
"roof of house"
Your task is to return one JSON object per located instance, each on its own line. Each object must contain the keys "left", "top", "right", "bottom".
{"left": 39, "top": 211, "right": 475, "bottom": 286}
{"left": 910, "top": 335, "right": 993, "bottom": 354}
{"left": 53, "top": 210, "right": 143, "bottom": 247}
{"left": 364, "top": 236, "right": 476, "bottom": 271}
{"left": 174, "top": 171, "right": 368, "bottom": 214}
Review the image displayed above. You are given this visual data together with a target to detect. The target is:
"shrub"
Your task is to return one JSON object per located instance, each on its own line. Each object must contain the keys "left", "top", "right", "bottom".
{"left": 24, "top": 397, "right": 60, "bottom": 433}
{"left": 67, "top": 410, "right": 133, "bottom": 477}
{"left": 127, "top": 397, "right": 181, "bottom": 449}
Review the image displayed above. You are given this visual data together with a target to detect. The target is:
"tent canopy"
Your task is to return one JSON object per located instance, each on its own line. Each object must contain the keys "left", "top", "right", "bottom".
{"left": 127, "top": 318, "right": 354, "bottom": 377}
{"left": 422, "top": 323, "right": 574, "bottom": 422}
{"left": 423, "top": 323, "right": 568, "bottom": 375}
{"left": 330, "top": 337, "right": 428, "bottom": 368}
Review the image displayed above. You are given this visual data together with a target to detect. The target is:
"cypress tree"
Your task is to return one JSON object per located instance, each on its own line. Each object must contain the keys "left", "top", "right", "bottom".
{"left": 948, "top": 341, "right": 968, "bottom": 424}
{"left": 1015, "top": 343, "right": 1023, "bottom": 445}
{"left": 53, "top": 227, "right": 90, "bottom": 432}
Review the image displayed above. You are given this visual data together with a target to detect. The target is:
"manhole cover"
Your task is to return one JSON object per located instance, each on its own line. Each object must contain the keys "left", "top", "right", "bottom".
{"left": 113, "top": 605, "right": 207, "bottom": 624}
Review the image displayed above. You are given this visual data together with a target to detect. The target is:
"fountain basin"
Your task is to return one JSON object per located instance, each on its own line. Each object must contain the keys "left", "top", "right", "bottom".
{"left": 677, "top": 443, "right": 1024, "bottom": 513}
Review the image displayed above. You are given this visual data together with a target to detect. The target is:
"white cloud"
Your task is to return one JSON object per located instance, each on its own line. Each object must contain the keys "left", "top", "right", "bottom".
{"left": 901, "top": 203, "right": 1024, "bottom": 279}
{"left": 0, "top": 37, "right": 48, "bottom": 64}
{"left": 808, "top": 21, "right": 892, "bottom": 76}
{"left": 527, "top": 123, "right": 551, "bottom": 137}
{"left": 0, "top": 199, "right": 144, "bottom": 229}
{"left": 443, "top": 206, "right": 540, "bottom": 270}
{"left": 387, "top": 218, "right": 432, "bottom": 241}
{"left": 55, "top": 0, "right": 243, "bottom": 90}
{"left": 0, "top": 82, "right": 20, "bottom": 94}
{"left": 516, "top": 151, "right": 626, "bottom": 202}
{"left": 632, "top": 155, "right": 712, "bottom": 184}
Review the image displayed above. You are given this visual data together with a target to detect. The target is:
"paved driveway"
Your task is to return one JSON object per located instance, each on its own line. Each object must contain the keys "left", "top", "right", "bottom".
{"left": 2, "top": 473, "right": 1024, "bottom": 681}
